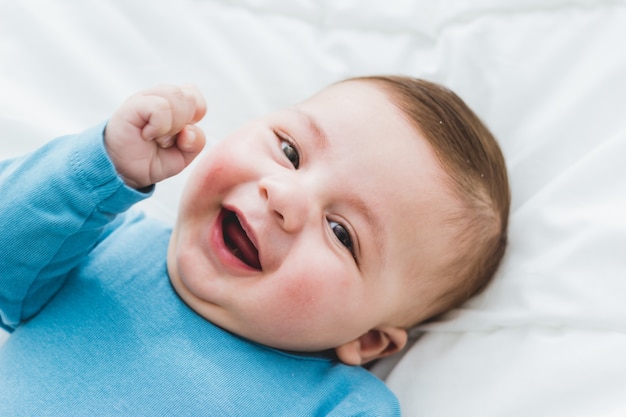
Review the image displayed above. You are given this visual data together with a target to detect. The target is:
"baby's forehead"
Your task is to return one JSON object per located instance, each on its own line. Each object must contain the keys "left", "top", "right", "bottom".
{"left": 303, "top": 79, "right": 394, "bottom": 107}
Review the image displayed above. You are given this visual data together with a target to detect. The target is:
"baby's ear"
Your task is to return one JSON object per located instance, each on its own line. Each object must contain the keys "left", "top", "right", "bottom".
{"left": 334, "top": 326, "right": 408, "bottom": 366}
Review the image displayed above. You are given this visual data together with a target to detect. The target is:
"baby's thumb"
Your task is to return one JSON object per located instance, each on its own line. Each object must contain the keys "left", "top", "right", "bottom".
{"left": 177, "top": 124, "right": 206, "bottom": 166}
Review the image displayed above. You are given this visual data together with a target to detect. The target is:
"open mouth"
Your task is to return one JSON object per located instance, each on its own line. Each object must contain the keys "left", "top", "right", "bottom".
{"left": 222, "top": 209, "right": 261, "bottom": 271}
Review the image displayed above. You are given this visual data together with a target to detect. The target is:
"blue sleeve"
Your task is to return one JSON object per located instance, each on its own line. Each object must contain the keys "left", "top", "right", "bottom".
{"left": 0, "top": 123, "right": 152, "bottom": 329}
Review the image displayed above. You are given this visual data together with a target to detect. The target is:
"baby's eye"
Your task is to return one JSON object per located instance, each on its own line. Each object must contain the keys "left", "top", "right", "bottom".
{"left": 280, "top": 139, "right": 300, "bottom": 169}
{"left": 329, "top": 220, "right": 356, "bottom": 257}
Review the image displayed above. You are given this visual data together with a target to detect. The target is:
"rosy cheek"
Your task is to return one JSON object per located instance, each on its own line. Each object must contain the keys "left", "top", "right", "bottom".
{"left": 184, "top": 154, "right": 236, "bottom": 204}
{"left": 280, "top": 279, "right": 311, "bottom": 306}
{"left": 279, "top": 274, "right": 338, "bottom": 318}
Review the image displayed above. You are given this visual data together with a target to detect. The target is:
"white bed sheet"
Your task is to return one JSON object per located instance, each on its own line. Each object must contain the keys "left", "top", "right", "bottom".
{"left": 2, "top": 1, "right": 626, "bottom": 415}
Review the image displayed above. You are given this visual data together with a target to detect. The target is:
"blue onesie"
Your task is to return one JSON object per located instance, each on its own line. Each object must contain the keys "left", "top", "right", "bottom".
{"left": 0, "top": 124, "right": 401, "bottom": 416}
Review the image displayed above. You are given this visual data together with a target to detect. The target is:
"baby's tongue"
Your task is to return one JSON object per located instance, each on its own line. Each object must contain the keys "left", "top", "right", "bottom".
{"left": 223, "top": 214, "right": 261, "bottom": 270}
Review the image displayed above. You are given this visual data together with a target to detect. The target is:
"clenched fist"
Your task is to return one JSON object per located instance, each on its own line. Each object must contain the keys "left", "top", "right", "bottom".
{"left": 104, "top": 85, "right": 207, "bottom": 189}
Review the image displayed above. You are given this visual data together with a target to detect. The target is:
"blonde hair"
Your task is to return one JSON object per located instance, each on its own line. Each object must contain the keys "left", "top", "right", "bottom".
{"left": 352, "top": 75, "right": 510, "bottom": 323}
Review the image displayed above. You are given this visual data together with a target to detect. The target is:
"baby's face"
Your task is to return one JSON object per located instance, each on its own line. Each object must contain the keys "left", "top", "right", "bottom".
{"left": 167, "top": 81, "right": 455, "bottom": 355}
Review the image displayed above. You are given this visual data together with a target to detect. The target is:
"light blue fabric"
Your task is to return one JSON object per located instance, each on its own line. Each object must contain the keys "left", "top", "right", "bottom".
{"left": 0, "top": 125, "right": 400, "bottom": 416}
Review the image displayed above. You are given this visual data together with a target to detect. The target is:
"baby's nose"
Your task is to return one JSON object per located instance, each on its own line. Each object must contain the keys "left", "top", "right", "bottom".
{"left": 258, "top": 174, "right": 312, "bottom": 233}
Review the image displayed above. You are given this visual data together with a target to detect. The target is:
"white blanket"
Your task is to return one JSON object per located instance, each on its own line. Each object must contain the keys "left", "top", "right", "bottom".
{"left": 2, "top": 1, "right": 626, "bottom": 415}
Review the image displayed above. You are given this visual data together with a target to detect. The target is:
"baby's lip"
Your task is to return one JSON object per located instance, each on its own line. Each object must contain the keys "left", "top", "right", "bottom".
{"left": 221, "top": 206, "right": 262, "bottom": 271}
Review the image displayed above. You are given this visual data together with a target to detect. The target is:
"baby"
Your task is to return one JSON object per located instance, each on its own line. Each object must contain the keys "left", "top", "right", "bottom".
{"left": 0, "top": 76, "right": 509, "bottom": 416}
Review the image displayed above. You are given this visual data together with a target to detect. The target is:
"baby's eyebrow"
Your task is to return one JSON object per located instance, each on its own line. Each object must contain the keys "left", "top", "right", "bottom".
{"left": 292, "top": 107, "right": 328, "bottom": 150}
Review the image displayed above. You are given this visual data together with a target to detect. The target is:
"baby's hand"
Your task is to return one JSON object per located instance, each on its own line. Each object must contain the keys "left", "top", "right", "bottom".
{"left": 104, "top": 85, "right": 207, "bottom": 189}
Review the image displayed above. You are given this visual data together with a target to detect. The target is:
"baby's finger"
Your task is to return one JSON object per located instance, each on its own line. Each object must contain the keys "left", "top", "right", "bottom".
{"left": 180, "top": 85, "right": 207, "bottom": 123}
{"left": 155, "top": 134, "right": 177, "bottom": 149}
{"left": 138, "top": 95, "right": 174, "bottom": 140}
{"left": 177, "top": 124, "right": 206, "bottom": 162}
{"left": 144, "top": 85, "right": 205, "bottom": 139}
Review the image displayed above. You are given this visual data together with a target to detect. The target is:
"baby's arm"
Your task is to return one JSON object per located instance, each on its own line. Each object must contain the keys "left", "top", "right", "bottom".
{"left": 104, "top": 85, "right": 206, "bottom": 189}
{"left": 0, "top": 85, "right": 206, "bottom": 329}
